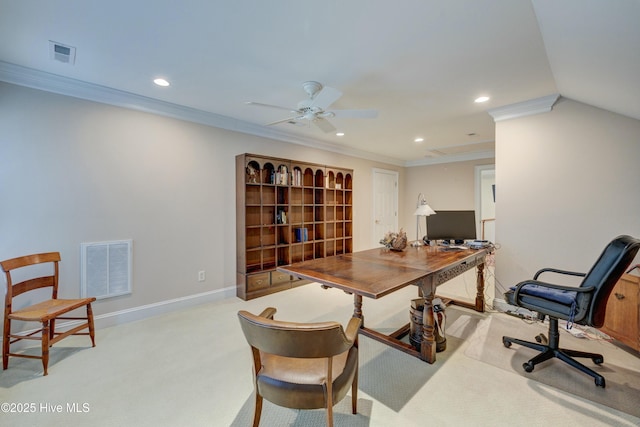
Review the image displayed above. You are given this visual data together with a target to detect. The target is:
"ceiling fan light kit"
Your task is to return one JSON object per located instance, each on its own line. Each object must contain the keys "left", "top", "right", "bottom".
{"left": 247, "top": 81, "right": 378, "bottom": 133}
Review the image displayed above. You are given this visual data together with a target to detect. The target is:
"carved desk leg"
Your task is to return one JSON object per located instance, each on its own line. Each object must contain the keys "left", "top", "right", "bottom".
{"left": 353, "top": 294, "right": 364, "bottom": 326}
{"left": 418, "top": 278, "right": 437, "bottom": 363}
{"left": 475, "top": 262, "right": 486, "bottom": 312}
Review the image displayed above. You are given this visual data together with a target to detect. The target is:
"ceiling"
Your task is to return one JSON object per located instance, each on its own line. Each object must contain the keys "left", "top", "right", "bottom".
{"left": 1, "top": 1, "right": 638, "bottom": 166}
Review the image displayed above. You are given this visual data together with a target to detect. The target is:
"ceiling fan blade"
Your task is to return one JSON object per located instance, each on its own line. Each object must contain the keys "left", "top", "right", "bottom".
{"left": 313, "top": 117, "right": 337, "bottom": 133}
{"left": 310, "top": 86, "right": 342, "bottom": 110}
{"left": 265, "top": 116, "right": 303, "bottom": 126}
{"left": 330, "top": 109, "right": 378, "bottom": 119}
{"left": 245, "top": 101, "right": 297, "bottom": 113}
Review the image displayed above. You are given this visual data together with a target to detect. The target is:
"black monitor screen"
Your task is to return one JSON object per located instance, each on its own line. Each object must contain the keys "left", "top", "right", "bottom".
{"left": 426, "top": 210, "right": 477, "bottom": 242}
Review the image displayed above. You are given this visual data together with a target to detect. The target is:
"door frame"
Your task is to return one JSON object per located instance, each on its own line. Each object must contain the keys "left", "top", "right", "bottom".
{"left": 372, "top": 168, "right": 399, "bottom": 247}
{"left": 474, "top": 164, "right": 495, "bottom": 241}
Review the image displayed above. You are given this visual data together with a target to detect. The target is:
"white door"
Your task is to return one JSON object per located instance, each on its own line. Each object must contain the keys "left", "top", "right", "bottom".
{"left": 372, "top": 168, "right": 398, "bottom": 247}
{"left": 475, "top": 165, "right": 496, "bottom": 242}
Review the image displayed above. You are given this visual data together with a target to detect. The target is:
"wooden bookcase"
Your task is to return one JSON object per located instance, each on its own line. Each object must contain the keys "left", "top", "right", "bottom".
{"left": 236, "top": 153, "right": 354, "bottom": 300}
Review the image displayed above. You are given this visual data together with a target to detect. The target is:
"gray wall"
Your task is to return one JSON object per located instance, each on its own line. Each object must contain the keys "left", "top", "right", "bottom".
{"left": 403, "top": 159, "right": 495, "bottom": 242}
{"left": 495, "top": 97, "right": 640, "bottom": 295}
{"left": 4, "top": 82, "right": 637, "bottom": 323}
{"left": 0, "top": 82, "right": 403, "bottom": 320}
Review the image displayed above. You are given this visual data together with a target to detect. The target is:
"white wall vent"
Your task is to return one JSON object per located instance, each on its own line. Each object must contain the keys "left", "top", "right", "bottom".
{"left": 81, "top": 240, "right": 132, "bottom": 299}
{"left": 49, "top": 40, "right": 76, "bottom": 64}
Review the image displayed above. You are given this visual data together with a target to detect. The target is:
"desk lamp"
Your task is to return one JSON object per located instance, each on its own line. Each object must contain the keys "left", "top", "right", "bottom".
{"left": 413, "top": 193, "right": 436, "bottom": 246}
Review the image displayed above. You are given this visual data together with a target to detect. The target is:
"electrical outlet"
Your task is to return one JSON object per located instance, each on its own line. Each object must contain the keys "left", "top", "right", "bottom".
{"left": 198, "top": 270, "right": 206, "bottom": 282}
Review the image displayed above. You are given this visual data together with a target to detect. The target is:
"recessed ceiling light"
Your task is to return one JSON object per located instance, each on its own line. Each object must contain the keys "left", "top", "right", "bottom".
{"left": 336, "top": 132, "right": 345, "bottom": 137}
{"left": 474, "top": 96, "right": 490, "bottom": 103}
{"left": 153, "top": 78, "right": 170, "bottom": 87}
{"left": 414, "top": 137, "right": 424, "bottom": 143}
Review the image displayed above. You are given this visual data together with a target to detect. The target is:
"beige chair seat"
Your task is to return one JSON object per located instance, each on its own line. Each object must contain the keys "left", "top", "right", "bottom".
{"left": 9, "top": 299, "right": 95, "bottom": 322}
{"left": 258, "top": 348, "right": 357, "bottom": 409}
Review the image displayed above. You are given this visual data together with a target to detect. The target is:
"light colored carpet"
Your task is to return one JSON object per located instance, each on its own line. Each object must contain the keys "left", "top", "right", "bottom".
{"left": 230, "top": 387, "right": 374, "bottom": 426}
{"left": 1, "top": 283, "right": 639, "bottom": 426}
{"left": 461, "top": 312, "right": 640, "bottom": 417}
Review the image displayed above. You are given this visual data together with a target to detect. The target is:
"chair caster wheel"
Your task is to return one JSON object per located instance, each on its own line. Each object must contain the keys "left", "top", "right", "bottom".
{"left": 502, "top": 337, "right": 511, "bottom": 348}
{"left": 595, "top": 377, "right": 605, "bottom": 388}
{"left": 523, "top": 362, "right": 535, "bottom": 373}
{"left": 593, "top": 356, "right": 604, "bottom": 365}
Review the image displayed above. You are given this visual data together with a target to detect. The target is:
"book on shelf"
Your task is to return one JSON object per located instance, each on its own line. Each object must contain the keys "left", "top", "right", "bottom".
{"left": 292, "top": 169, "right": 302, "bottom": 186}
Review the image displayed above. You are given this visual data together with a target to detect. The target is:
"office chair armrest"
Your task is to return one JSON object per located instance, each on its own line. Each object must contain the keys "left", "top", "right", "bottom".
{"left": 533, "top": 267, "right": 586, "bottom": 280}
{"left": 344, "top": 316, "right": 363, "bottom": 344}
{"left": 513, "top": 280, "right": 595, "bottom": 301}
{"left": 258, "top": 307, "right": 277, "bottom": 320}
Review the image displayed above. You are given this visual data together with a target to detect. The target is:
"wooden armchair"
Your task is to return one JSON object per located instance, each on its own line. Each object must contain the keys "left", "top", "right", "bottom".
{"left": 238, "top": 307, "right": 361, "bottom": 427}
{"left": 2, "top": 252, "right": 96, "bottom": 375}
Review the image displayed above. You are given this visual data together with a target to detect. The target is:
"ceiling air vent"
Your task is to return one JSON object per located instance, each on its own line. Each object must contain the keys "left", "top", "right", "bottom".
{"left": 49, "top": 40, "right": 76, "bottom": 64}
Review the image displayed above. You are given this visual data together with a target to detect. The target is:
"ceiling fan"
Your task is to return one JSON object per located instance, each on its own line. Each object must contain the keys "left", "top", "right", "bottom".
{"left": 246, "top": 81, "right": 378, "bottom": 133}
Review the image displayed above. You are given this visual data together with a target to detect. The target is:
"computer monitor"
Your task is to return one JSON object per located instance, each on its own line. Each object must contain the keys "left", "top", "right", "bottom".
{"left": 426, "top": 210, "right": 477, "bottom": 243}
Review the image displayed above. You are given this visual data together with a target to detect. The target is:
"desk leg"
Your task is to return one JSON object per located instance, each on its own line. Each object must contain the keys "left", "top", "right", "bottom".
{"left": 438, "top": 261, "right": 486, "bottom": 313}
{"left": 353, "top": 294, "right": 364, "bottom": 325}
{"left": 475, "top": 263, "right": 485, "bottom": 312}
{"left": 418, "top": 278, "right": 436, "bottom": 363}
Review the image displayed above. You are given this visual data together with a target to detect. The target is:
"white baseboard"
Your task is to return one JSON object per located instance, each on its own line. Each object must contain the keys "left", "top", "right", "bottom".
{"left": 93, "top": 286, "right": 237, "bottom": 329}
{"left": 2, "top": 286, "right": 237, "bottom": 348}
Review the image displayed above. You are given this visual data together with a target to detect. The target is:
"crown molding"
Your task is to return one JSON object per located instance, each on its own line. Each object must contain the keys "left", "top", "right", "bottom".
{"left": 0, "top": 61, "right": 406, "bottom": 166}
{"left": 488, "top": 93, "right": 560, "bottom": 122}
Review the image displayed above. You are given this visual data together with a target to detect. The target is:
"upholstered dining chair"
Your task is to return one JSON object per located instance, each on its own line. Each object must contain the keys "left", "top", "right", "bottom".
{"left": 502, "top": 235, "right": 640, "bottom": 387}
{"left": 237, "top": 307, "right": 361, "bottom": 427}
{"left": 2, "top": 252, "right": 96, "bottom": 375}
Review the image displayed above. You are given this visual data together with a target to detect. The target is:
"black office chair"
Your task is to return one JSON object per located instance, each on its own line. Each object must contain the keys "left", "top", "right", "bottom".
{"left": 502, "top": 235, "right": 640, "bottom": 387}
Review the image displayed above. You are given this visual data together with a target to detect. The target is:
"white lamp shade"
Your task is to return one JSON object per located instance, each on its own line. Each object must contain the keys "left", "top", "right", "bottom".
{"left": 414, "top": 204, "right": 436, "bottom": 216}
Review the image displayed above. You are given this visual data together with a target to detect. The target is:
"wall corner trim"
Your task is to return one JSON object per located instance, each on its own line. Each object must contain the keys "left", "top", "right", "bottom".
{"left": 488, "top": 93, "right": 560, "bottom": 122}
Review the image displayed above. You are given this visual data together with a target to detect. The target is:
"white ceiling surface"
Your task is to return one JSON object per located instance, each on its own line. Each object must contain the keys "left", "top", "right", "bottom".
{"left": 1, "top": 1, "right": 638, "bottom": 166}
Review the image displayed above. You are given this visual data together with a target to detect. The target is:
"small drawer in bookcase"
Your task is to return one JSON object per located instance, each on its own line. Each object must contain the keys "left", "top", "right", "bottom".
{"left": 271, "top": 271, "right": 291, "bottom": 286}
{"left": 247, "top": 272, "right": 270, "bottom": 292}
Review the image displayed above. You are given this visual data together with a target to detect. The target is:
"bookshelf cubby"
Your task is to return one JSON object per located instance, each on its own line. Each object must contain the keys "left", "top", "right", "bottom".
{"left": 236, "top": 153, "right": 354, "bottom": 300}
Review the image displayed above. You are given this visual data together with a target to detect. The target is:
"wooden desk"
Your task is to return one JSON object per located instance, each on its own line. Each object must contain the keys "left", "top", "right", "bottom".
{"left": 278, "top": 245, "right": 488, "bottom": 363}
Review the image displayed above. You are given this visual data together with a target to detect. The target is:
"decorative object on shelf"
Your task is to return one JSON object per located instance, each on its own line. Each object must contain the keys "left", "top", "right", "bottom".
{"left": 380, "top": 229, "right": 408, "bottom": 251}
{"left": 276, "top": 165, "right": 289, "bottom": 185}
{"left": 246, "top": 164, "right": 258, "bottom": 183}
{"left": 277, "top": 210, "right": 287, "bottom": 224}
{"left": 413, "top": 193, "right": 436, "bottom": 246}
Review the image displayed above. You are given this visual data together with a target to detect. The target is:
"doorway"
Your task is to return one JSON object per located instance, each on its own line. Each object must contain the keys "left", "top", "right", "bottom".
{"left": 475, "top": 165, "right": 495, "bottom": 242}
{"left": 372, "top": 168, "right": 398, "bottom": 248}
